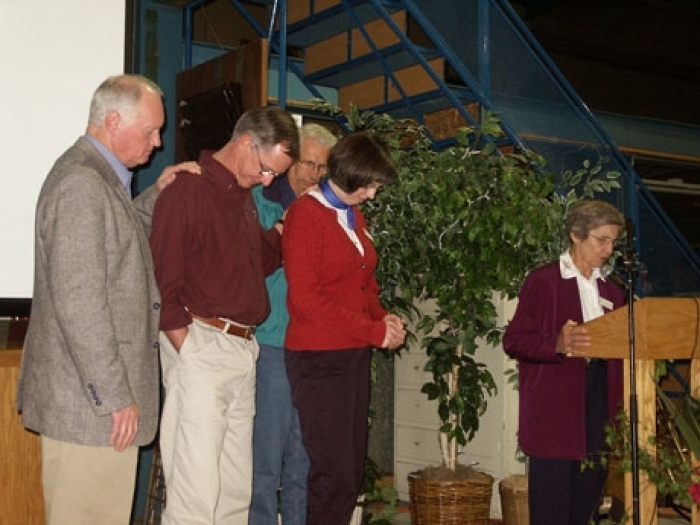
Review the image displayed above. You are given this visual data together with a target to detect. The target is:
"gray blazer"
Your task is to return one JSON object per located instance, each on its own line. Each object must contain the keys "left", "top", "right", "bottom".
{"left": 16, "top": 137, "right": 161, "bottom": 447}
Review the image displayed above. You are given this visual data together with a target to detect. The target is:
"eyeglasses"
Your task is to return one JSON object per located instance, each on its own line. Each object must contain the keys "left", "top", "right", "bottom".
{"left": 254, "top": 145, "right": 283, "bottom": 178}
{"left": 298, "top": 159, "right": 327, "bottom": 175}
{"left": 589, "top": 234, "right": 620, "bottom": 248}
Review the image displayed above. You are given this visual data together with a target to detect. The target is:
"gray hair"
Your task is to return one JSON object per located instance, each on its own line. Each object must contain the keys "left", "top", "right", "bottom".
{"left": 300, "top": 123, "right": 338, "bottom": 149}
{"left": 231, "top": 106, "right": 300, "bottom": 160}
{"left": 88, "top": 74, "right": 162, "bottom": 127}
{"left": 565, "top": 199, "right": 625, "bottom": 241}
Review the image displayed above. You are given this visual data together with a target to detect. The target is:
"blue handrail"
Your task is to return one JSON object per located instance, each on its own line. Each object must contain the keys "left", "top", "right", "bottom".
{"left": 182, "top": 0, "right": 700, "bottom": 295}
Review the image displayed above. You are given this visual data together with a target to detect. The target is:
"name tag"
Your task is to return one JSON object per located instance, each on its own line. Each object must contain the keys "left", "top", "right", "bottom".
{"left": 599, "top": 297, "right": 613, "bottom": 311}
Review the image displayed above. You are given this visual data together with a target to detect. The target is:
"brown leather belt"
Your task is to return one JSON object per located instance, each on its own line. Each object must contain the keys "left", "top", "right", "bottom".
{"left": 190, "top": 314, "right": 255, "bottom": 341}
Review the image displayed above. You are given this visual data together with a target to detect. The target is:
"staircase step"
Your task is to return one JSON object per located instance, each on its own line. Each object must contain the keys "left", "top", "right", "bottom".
{"left": 303, "top": 8, "right": 438, "bottom": 87}
{"left": 423, "top": 104, "right": 480, "bottom": 141}
{"left": 283, "top": 0, "right": 403, "bottom": 47}
{"left": 304, "top": 10, "right": 414, "bottom": 75}
{"left": 364, "top": 86, "right": 476, "bottom": 119}
{"left": 306, "top": 44, "right": 440, "bottom": 87}
{"left": 338, "top": 57, "right": 447, "bottom": 111}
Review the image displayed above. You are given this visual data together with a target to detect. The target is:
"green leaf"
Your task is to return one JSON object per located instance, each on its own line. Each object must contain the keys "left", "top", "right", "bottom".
{"left": 658, "top": 385, "right": 700, "bottom": 459}
{"left": 337, "top": 102, "right": 624, "bottom": 467}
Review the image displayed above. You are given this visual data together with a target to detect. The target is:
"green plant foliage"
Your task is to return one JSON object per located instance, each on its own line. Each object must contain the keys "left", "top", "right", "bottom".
{"left": 657, "top": 385, "right": 700, "bottom": 460}
{"left": 598, "top": 409, "right": 695, "bottom": 508}
{"left": 360, "top": 455, "right": 398, "bottom": 524}
{"left": 331, "top": 103, "right": 620, "bottom": 470}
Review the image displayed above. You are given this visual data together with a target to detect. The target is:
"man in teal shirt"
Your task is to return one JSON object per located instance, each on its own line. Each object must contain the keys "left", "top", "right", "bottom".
{"left": 250, "top": 123, "right": 337, "bottom": 525}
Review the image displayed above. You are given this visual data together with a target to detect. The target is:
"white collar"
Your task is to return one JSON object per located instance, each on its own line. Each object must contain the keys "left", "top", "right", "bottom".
{"left": 559, "top": 251, "right": 602, "bottom": 281}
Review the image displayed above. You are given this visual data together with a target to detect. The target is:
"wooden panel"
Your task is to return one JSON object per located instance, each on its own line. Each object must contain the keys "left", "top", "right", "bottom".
{"left": 315, "top": 0, "right": 340, "bottom": 12}
{"left": 622, "top": 359, "right": 659, "bottom": 525}
{"left": 175, "top": 39, "right": 268, "bottom": 162}
{"left": 339, "top": 58, "right": 444, "bottom": 111}
{"left": 389, "top": 59, "right": 443, "bottom": 99}
{"left": 304, "top": 11, "right": 431, "bottom": 76}
{"left": 178, "top": 82, "right": 243, "bottom": 162}
{"left": 338, "top": 75, "right": 385, "bottom": 112}
{"left": 582, "top": 297, "right": 700, "bottom": 360}
{"left": 351, "top": 12, "right": 407, "bottom": 57}
{"left": 288, "top": 0, "right": 340, "bottom": 22}
{"left": 191, "top": 0, "right": 263, "bottom": 49}
{"left": 287, "top": 0, "right": 310, "bottom": 24}
{"left": 0, "top": 356, "right": 44, "bottom": 525}
{"left": 424, "top": 103, "right": 480, "bottom": 141}
{"left": 304, "top": 32, "right": 349, "bottom": 75}
{"left": 584, "top": 296, "right": 700, "bottom": 525}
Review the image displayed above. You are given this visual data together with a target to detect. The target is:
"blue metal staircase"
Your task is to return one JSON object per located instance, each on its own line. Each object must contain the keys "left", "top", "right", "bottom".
{"left": 185, "top": 0, "right": 700, "bottom": 296}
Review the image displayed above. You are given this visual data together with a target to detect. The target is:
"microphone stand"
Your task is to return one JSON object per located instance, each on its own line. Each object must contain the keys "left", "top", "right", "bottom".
{"left": 621, "top": 219, "right": 641, "bottom": 525}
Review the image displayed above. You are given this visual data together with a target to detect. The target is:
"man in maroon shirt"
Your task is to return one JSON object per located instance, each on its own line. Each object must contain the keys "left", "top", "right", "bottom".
{"left": 149, "top": 106, "right": 299, "bottom": 525}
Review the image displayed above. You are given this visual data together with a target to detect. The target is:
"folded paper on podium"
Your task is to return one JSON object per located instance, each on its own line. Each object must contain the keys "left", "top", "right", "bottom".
{"left": 582, "top": 297, "right": 700, "bottom": 360}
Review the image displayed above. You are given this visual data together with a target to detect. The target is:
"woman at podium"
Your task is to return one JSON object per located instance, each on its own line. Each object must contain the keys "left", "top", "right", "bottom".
{"left": 503, "top": 199, "right": 626, "bottom": 525}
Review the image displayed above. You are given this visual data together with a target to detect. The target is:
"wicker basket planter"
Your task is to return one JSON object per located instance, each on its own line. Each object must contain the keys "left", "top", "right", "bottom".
{"left": 408, "top": 470, "right": 494, "bottom": 525}
{"left": 498, "top": 474, "right": 529, "bottom": 525}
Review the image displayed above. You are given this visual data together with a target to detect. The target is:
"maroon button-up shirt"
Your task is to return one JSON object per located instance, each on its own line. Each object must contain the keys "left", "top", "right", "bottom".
{"left": 150, "top": 150, "right": 282, "bottom": 330}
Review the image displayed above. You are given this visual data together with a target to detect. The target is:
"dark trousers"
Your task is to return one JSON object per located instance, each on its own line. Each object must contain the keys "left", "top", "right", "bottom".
{"left": 285, "top": 347, "right": 371, "bottom": 525}
{"left": 529, "top": 363, "right": 609, "bottom": 525}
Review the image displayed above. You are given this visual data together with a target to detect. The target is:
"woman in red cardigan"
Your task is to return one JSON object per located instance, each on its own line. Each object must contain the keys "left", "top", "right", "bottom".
{"left": 504, "top": 199, "right": 626, "bottom": 525}
{"left": 283, "top": 132, "right": 406, "bottom": 525}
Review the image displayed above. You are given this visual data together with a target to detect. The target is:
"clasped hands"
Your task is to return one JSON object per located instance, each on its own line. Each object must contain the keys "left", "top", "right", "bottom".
{"left": 381, "top": 314, "right": 406, "bottom": 350}
{"left": 556, "top": 319, "right": 591, "bottom": 357}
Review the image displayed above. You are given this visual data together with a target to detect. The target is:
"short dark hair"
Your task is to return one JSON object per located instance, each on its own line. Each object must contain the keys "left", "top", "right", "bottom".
{"left": 232, "top": 106, "right": 300, "bottom": 160}
{"left": 327, "top": 132, "right": 397, "bottom": 192}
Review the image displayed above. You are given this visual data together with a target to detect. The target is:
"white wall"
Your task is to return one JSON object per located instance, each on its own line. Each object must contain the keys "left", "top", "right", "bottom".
{"left": 0, "top": 0, "right": 125, "bottom": 298}
{"left": 463, "top": 294, "right": 524, "bottom": 518}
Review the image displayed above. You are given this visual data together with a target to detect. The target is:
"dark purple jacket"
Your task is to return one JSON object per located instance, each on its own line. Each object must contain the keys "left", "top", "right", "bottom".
{"left": 503, "top": 260, "right": 626, "bottom": 460}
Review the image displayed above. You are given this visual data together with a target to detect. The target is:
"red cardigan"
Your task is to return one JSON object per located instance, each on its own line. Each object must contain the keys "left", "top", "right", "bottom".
{"left": 283, "top": 194, "right": 388, "bottom": 351}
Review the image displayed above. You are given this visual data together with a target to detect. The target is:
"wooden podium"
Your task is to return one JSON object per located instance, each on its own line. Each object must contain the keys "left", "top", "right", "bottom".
{"left": 0, "top": 348, "right": 44, "bottom": 525}
{"left": 0, "top": 316, "right": 44, "bottom": 525}
{"left": 582, "top": 297, "right": 700, "bottom": 525}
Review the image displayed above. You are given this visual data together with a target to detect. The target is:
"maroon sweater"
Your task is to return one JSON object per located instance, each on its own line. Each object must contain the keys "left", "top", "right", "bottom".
{"left": 283, "top": 194, "right": 388, "bottom": 351}
{"left": 503, "top": 260, "right": 626, "bottom": 460}
{"left": 150, "top": 150, "right": 282, "bottom": 330}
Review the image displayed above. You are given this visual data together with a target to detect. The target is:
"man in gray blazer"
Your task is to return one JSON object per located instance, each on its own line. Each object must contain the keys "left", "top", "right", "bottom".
{"left": 16, "top": 74, "right": 191, "bottom": 525}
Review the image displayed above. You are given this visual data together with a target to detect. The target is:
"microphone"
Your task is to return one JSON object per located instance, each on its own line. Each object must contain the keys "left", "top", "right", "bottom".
{"left": 601, "top": 263, "right": 627, "bottom": 291}
{"left": 601, "top": 263, "right": 638, "bottom": 300}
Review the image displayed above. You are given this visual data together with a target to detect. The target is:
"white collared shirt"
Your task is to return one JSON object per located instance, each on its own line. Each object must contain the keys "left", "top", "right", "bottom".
{"left": 559, "top": 251, "right": 604, "bottom": 322}
{"left": 310, "top": 190, "right": 364, "bottom": 255}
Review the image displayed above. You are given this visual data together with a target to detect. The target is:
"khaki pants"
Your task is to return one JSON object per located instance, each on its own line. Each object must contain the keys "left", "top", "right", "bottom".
{"left": 159, "top": 319, "right": 259, "bottom": 525}
{"left": 41, "top": 436, "right": 138, "bottom": 525}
